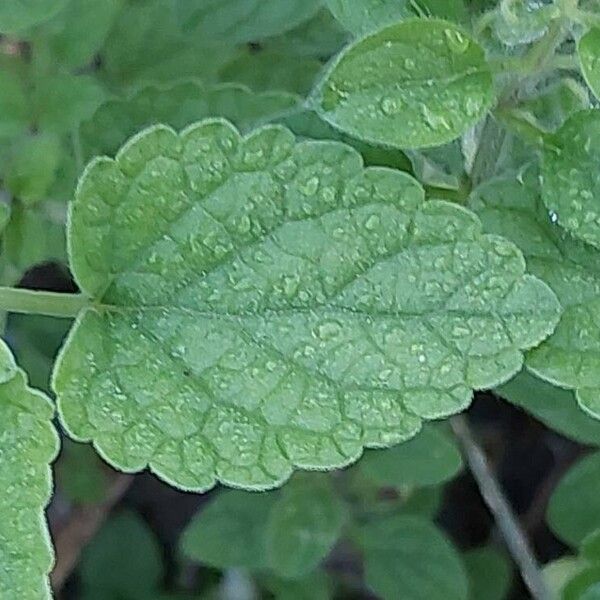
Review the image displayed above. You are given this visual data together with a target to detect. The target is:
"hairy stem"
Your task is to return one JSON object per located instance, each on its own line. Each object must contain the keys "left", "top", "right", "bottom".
{"left": 451, "top": 415, "right": 551, "bottom": 600}
{"left": 0, "top": 287, "right": 89, "bottom": 318}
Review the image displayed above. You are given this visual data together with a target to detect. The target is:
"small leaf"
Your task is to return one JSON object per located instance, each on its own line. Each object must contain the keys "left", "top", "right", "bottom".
{"left": 541, "top": 110, "right": 600, "bottom": 251}
{"left": 0, "top": 0, "right": 67, "bottom": 33}
{"left": 313, "top": 19, "right": 495, "bottom": 149}
{"left": 5, "top": 133, "right": 62, "bottom": 205}
{"left": 359, "top": 424, "right": 463, "bottom": 487}
{"left": 579, "top": 28, "right": 600, "bottom": 102}
{"left": 181, "top": 489, "right": 276, "bottom": 570}
{"left": 176, "top": 0, "right": 322, "bottom": 45}
{"left": 82, "top": 81, "right": 300, "bottom": 159}
{"left": 325, "top": 0, "right": 468, "bottom": 35}
{"left": 34, "top": 0, "right": 122, "bottom": 70}
{"left": 80, "top": 511, "right": 163, "bottom": 599}
{"left": 497, "top": 370, "right": 600, "bottom": 447}
{"left": 547, "top": 452, "right": 600, "bottom": 547}
{"left": 463, "top": 546, "right": 512, "bottom": 600}
{"left": 0, "top": 338, "right": 59, "bottom": 600}
{"left": 33, "top": 74, "right": 106, "bottom": 134}
{"left": 53, "top": 120, "right": 559, "bottom": 491}
{"left": 469, "top": 167, "right": 600, "bottom": 421}
{"left": 356, "top": 515, "right": 469, "bottom": 600}
{"left": 266, "top": 475, "right": 346, "bottom": 578}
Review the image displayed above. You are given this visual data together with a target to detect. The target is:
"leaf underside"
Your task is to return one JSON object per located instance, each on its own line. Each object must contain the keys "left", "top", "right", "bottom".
{"left": 53, "top": 119, "right": 559, "bottom": 491}
{"left": 0, "top": 340, "right": 59, "bottom": 600}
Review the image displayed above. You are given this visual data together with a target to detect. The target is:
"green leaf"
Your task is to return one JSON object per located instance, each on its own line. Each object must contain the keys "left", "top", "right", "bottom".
{"left": 82, "top": 82, "right": 300, "bottom": 159}
{"left": 469, "top": 167, "right": 600, "bottom": 420}
{"left": 492, "top": 1, "right": 558, "bottom": 46}
{"left": 463, "top": 546, "right": 511, "bottom": 600}
{"left": 0, "top": 338, "right": 59, "bottom": 600}
{"left": 547, "top": 452, "right": 600, "bottom": 547}
{"left": 564, "top": 568, "right": 600, "bottom": 600}
{"left": 5, "top": 133, "right": 62, "bottom": 205}
{"left": 53, "top": 120, "right": 559, "bottom": 491}
{"left": 359, "top": 424, "right": 463, "bottom": 487}
{"left": 181, "top": 489, "right": 276, "bottom": 570}
{"left": 34, "top": 0, "right": 123, "bottom": 69}
{"left": 176, "top": 0, "right": 322, "bottom": 45}
{"left": 0, "top": 67, "right": 29, "bottom": 139}
{"left": 219, "top": 50, "right": 323, "bottom": 96}
{"left": 583, "top": 530, "right": 600, "bottom": 563}
{"left": 325, "top": 0, "right": 468, "bottom": 35}
{"left": 33, "top": 74, "right": 106, "bottom": 134}
{"left": 579, "top": 28, "right": 600, "bottom": 102}
{"left": 266, "top": 475, "right": 346, "bottom": 578}
{"left": 0, "top": 0, "right": 67, "bottom": 33}
{"left": 99, "top": 0, "right": 235, "bottom": 89}
{"left": 80, "top": 511, "right": 163, "bottom": 600}
{"left": 266, "top": 571, "right": 332, "bottom": 600}
{"left": 356, "top": 515, "right": 469, "bottom": 600}
{"left": 497, "top": 370, "right": 600, "bottom": 446}
{"left": 313, "top": 19, "right": 495, "bottom": 149}
{"left": 541, "top": 110, "right": 600, "bottom": 251}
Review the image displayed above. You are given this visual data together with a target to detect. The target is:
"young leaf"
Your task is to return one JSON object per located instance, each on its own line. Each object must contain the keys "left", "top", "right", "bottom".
{"left": 356, "top": 515, "right": 469, "bottom": 600}
{"left": 547, "top": 452, "right": 600, "bottom": 547}
{"left": 0, "top": 0, "right": 67, "bottom": 33}
{"left": 53, "top": 120, "right": 559, "bottom": 491}
{"left": 34, "top": 0, "right": 122, "bottom": 70}
{"left": 313, "top": 19, "right": 495, "bottom": 149}
{"left": 176, "top": 0, "right": 322, "bottom": 45}
{"left": 181, "top": 489, "right": 276, "bottom": 570}
{"left": 579, "top": 28, "right": 600, "bottom": 102}
{"left": 463, "top": 546, "right": 511, "bottom": 600}
{"left": 0, "top": 338, "right": 59, "bottom": 600}
{"left": 82, "top": 81, "right": 300, "bottom": 159}
{"left": 358, "top": 424, "right": 463, "bottom": 487}
{"left": 469, "top": 167, "right": 600, "bottom": 420}
{"left": 497, "top": 370, "right": 600, "bottom": 447}
{"left": 542, "top": 110, "right": 600, "bottom": 251}
{"left": 5, "top": 133, "right": 62, "bottom": 205}
{"left": 80, "top": 511, "right": 163, "bottom": 599}
{"left": 265, "top": 475, "right": 346, "bottom": 578}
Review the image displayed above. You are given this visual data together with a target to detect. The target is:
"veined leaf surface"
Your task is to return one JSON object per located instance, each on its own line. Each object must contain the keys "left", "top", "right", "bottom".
{"left": 0, "top": 339, "right": 59, "bottom": 599}
{"left": 53, "top": 120, "right": 559, "bottom": 491}
{"left": 313, "top": 19, "right": 494, "bottom": 149}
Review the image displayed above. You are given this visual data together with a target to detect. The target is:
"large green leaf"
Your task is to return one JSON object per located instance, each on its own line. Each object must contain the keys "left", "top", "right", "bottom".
{"left": 82, "top": 81, "right": 300, "bottom": 159}
{"left": 313, "top": 19, "right": 494, "bottom": 149}
{"left": 0, "top": 0, "right": 67, "bottom": 33}
{"left": 325, "top": 0, "right": 468, "bottom": 35}
{"left": 176, "top": 0, "right": 322, "bottom": 44}
{"left": 542, "top": 110, "right": 600, "bottom": 251}
{"left": 469, "top": 167, "right": 600, "bottom": 420}
{"left": 547, "top": 452, "right": 600, "bottom": 547}
{"left": 0, "top": 338, "right": 59, "bottom": 600}
{"left": 356, "top": 515, "right": 469, "bottom": 600}
{"left": 53, "top": 120, "right": 559, "bottom": 491}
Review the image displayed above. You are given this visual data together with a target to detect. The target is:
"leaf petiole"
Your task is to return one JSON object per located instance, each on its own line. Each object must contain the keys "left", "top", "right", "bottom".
{"left": 0, "top": 286, "right": 90, "bottom": 318}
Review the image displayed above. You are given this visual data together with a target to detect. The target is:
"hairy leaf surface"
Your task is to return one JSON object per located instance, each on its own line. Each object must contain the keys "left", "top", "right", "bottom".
{"left": 470, "top": 168, "right": 600, "bottom": 419}
{"left": 0, "top": 339, "right": 59, "bottom": 599}
{"left": 53, "top": 120, "right": 559, "bottom": 491}
{"left": 542, "top": 110, "right": 600, "bottom": 251}
{"left": 313, "top": 19, "right": 494, "bottom": 149}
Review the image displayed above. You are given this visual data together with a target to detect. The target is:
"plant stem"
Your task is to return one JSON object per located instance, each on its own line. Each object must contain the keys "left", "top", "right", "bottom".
{"left": 451, "top": 415, "right": 552, "bottom": 600}
{"left": 0, "top": 286, "right": 89, "bottom": 318}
